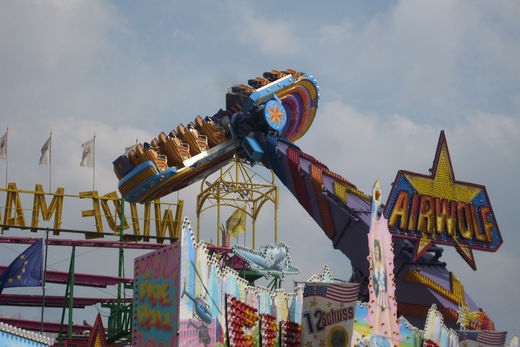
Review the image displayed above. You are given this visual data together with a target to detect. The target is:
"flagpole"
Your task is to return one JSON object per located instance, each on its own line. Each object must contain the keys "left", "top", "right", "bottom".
{"left": 49, "top": 131, "right": 52, "bottom": 193}
{"left": 93, "top": 134, "right": 95, "bottom": 191}
{"left": 41, "top": 230, "right": 49, "bottom": 334}
{"left": 5, "top": 126, "right": 8, "bottom": 188}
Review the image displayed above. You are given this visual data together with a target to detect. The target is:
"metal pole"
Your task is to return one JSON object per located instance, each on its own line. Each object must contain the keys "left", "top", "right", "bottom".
{"left": 275, "top": 192, "right": 278, "bottom": 243}
{"left": 40, "top": 229, "right": 49, "bottom": 334}
{"left": 67, "top": 246, "right": 75, "bottom": 338}
{"left": 49, "top": 131, "right": 52, "bottom": 193}
{"left": 252, "top": 218, "right": 255, "bottom": 249}
{"left": 58, "top": 246, "right": 75, "bottom": 346}
{"left": 118, "top": 198, "right": 125, "bottom": 303}
{"left": 93, "top": 134, "right": 96, "bottom": 191}
{"left": 4, "top": 126, "right": 7, "bottom": 187}
{"left": 217, "top": 184, "right": 221, "bottom": 246}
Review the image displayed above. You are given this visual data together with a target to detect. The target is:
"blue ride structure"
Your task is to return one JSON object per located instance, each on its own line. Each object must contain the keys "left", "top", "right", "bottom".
{"left": 112, "top": 69, "right": 494, "bottom": 330}
{"left": 113, "top": 69, "right": 318, "bottom": 204}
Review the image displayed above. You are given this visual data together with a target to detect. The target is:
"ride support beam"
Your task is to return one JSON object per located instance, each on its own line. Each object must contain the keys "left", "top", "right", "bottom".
{"left": 0, "top": 294, "right": 133, "bottom": 308}
{"left": 0, "top": 235, "right": 167, "bottom": 249}
{"left": 0, "top": 266, "right": 133, "bottom": 288}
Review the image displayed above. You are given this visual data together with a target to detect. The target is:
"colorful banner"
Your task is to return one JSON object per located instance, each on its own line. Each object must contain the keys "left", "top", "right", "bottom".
{"left": 457, "top": 330, "right": 507, "bottom": 347}
{"left": 133, "top": 242, "right": 181, "bottom": 347}
{"left": 301, "top": 282, "right": 359, "bottom": 347}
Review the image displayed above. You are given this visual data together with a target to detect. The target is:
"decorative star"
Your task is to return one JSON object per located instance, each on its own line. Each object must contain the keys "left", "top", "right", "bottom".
{"left": 406, "top": 134, "right": 481, "bottom": 203}
{"left": 320, "top": 339, "right": 326, "bottom": 347}
{"left": 327, "top": 302, "right": 332, "bottom": 307}
{"left": 402, "top": 131, "right": 488, "bottom": 268}
{"left": 20, "top": 255, "right": 25, "bottom": 260}
{"left": 306, "top": 341, "right": 313, "bottom": 347}
{"left": 8, "top": 278, "right": 13, "bottom": 283}
{"left": 17, "top": 275, "right": 22, "bottom": 280}
{"left": 268, "top": 104, "right": 285, "bottom": 127}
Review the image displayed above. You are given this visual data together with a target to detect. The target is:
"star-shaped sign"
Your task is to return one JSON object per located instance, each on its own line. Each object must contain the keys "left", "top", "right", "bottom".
{"left": 384, "top": 131, "right": 502, "bottom": 270}
{"left": 268, "top": 103, "right": 285, "bottom": 127}
{"left": 263, "top": 99, "right": 287, "bottom": 132}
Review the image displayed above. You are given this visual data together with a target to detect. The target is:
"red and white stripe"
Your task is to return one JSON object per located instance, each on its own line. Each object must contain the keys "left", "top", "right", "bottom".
{"left": 325, "top": 284, "right": 359, "bottom": 302}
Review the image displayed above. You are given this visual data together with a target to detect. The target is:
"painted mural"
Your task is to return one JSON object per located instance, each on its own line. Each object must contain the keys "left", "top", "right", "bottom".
{"left": 176, "top": 217, "right": 304, "bottom": 346}
{"left": 133, "top": 242, "right": 181, "bottom": 347}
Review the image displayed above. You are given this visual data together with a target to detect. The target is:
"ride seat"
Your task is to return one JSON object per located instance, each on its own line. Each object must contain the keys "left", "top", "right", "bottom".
{"left": 134, "top": 143, "right": 169, "bottom": 172}
{"left": 157, "top": 131, "right": 191, "bottom": 166}
{"left": 194, "top": 116, "right": 227, "bottom": 147}
{"left": 177, "top": 123, "right": 209, "bottom": 155}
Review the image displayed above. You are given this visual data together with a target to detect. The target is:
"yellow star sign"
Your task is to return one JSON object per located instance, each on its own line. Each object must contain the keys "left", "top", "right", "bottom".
{"left": 385, "top": 130, "right": 502, "bottom": 270}
{"left": 406, "top": 131, "right": 483, "bottom": 266}
{"left": 268, "top": 103, "right": 285, "bottom": 127}
{"left": 310, "top": 298, "right": 317, "bottom": 307}
{"left": 405, "top": 139, "right": 481, "bottom": 203}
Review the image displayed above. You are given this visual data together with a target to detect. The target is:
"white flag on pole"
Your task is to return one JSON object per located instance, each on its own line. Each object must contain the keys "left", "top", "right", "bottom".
{"left": 39, "top": 135, "right": 51, "bottom": 165}
{"left": 80, "top": 138, "right": 95, "bottom": 167}
{"left": 0, "top": 130, "right": 7, "bottom": 160}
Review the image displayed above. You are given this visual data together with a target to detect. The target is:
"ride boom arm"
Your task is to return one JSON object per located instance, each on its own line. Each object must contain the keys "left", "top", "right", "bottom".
{"left": 112, "top": 70, "right": 488, "bottom": 327}
{"left": 113, "top": 68, "right": 420, "bottom": 281}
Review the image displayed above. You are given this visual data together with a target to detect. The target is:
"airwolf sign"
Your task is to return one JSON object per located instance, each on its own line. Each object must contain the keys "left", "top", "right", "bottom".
{"left": 384, "top": 131, "right": 502, "bottom": 269}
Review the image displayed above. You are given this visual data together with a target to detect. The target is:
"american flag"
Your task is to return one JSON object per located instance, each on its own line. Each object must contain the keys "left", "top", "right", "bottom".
{"left": 459, "top": 330, "right": 507, "bottom": 346}
{"left": 303, "top": 283, "right": 359, "bottom": 302}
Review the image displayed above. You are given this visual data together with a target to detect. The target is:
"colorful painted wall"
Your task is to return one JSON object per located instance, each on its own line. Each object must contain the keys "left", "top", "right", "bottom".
{"left": 177, "top": 217, "right": 303, "bottom": 346}
{"left": 133, "top": 242, "right": 181, "bottom": 346}
{"left": 132, "top": 217, "right": 304, "bottom": 347}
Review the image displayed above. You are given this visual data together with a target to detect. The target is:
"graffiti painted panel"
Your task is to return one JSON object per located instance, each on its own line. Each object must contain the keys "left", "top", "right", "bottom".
{"left": 133, "top": 242, "right": 181, "bottom": 347}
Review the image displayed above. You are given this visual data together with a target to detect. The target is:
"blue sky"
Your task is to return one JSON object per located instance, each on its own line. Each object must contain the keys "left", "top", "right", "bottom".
{"left": 1, "top": 0, "right": 519, "bottom": 338}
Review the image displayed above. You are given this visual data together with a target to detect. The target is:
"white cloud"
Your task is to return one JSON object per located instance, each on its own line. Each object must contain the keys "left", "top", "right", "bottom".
{"left": 237, "top": 14, "right": 303, "bottom": 57}
{"left": 313, "top": 0, "right": 520, "bottom": 121}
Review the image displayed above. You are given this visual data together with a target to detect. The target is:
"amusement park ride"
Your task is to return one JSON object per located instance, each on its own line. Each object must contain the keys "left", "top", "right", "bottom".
{"left": 0, "top": 69, "right": 510, "bottom": 346}
{"left": 113, "top": 67, "right": 500, "bottom": 326}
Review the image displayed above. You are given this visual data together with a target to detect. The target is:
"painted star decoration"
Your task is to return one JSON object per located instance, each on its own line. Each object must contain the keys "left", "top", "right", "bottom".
{"left": 268, "top": 103, "right": 285, "bottom": 127}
